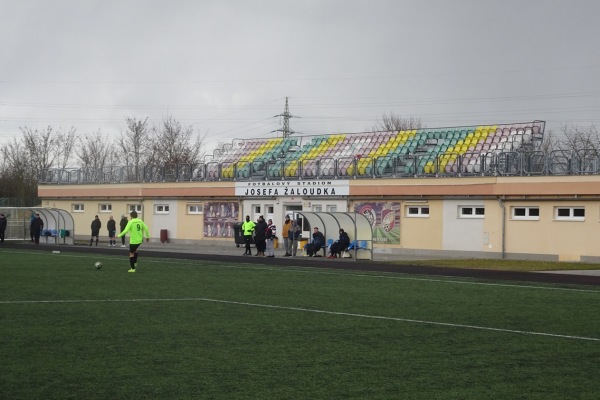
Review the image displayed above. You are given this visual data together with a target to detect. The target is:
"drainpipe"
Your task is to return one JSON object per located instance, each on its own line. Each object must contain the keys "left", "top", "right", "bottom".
{"left": 497, "top": 198, "right": 506, "bottom": 259}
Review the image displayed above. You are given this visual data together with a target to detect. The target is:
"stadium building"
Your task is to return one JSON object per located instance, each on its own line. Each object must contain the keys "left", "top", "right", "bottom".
{"left": 36, "top": 120, "right": 600, "bottom": 262}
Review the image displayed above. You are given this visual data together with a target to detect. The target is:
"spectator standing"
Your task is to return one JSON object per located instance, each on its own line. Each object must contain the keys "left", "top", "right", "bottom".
{"left": 119, "top": 215, "right": 128, "bottom": 247}
{"left": 241, "top": 215, "right": 256, "bottom": 255}
{"left": 329, "top": 229, "right": 350, "bottom": 259}
{"left": 254, "top": 216, "right": 267, "bottom": 256}
{"left": 31, "top": 213, "right": 44, "bottom": 245}
{"left": 305, "top": 227, "right": 325, "bottom": 257}
{"left": 282, "top": 215, "right": 292, "bottom": 256}
{"left": 90, "top": 215, "right": 101, "bottom": 246}
{"left": 29, "top": 212, "right": 36, "bottom": 242}
{"left": 0, "top": 213, "right": 7, "bottom": 243}
{"left": 265, "top": 218, "right": 277, "bottom": 257}
{"left": 288, "top": 219, "right": 302, "bottom": 256}
{"left": 107, "top": 215, "right": 116, "bottom": 247}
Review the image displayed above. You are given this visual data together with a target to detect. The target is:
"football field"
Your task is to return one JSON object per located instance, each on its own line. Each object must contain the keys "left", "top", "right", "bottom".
{"left": 1, "top": 248, "right": 599, "bottom": 399}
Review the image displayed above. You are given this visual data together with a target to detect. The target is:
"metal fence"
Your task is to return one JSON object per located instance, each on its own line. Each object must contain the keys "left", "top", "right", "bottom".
{"left": 38, "top": 149, "right": 600, "bottom": 184}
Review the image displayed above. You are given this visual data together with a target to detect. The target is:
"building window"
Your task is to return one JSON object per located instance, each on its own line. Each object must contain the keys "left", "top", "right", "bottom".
{"left": 326, "top": 205, "right": 337, "bottom": 212}
{"left": 99, "top": 204, "right": 112, "bottom": 213}
{"left": 511, "top": 206, "right": 540, "bottom": 220}
{"left": 406, "top": 206, "right": 429, "bottom": 217}
{"left": 554, "top": 206, "right": 585, "bottom": 221}
{"left": 72, "top": 203, "right": 84, "bottom": 213}
{"left": 187, "top": 204, "right": 203, "bottom": 214}
{"left": 459, "top": 206, "right": 485, "bottom": 218}
{"left": 155, "top": 205, "right": 170, "bottom": 214}
{"left": 129, "top": 205, "right": 142, "bottom": 213}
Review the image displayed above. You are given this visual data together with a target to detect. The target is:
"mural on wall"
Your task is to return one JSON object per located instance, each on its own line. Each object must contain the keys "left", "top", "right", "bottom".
{"left": 353, "top": 201, "right": 400, "bottom": 244}
{"left": 203, "top": 202, "right": 239, "bottom": 238}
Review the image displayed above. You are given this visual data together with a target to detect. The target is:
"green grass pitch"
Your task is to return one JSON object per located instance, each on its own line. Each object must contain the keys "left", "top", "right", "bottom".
{"left": 1, "top": 249, "right": 599, "bottom": 399}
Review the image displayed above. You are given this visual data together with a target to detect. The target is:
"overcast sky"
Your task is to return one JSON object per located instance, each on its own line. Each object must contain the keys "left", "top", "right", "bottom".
{"left": 1, "top": 0, "right": 599, "bottom": 153}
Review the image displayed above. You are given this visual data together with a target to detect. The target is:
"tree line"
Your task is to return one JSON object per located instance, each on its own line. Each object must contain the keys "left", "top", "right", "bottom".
{"left": 0, "top": 115, "right": 205, "bottom": 206}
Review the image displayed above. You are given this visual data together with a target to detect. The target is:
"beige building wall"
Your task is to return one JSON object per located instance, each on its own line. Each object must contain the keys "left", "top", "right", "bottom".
{"left": 37, "top": 176, "right": 600, "bottom": 260}
{"left": 504, "top": 201, "right": 600, "bottom": 261}
{"left": 177, "top": 200, "right": 205, "bottom": 241}
{"left": 397, "top": 200, "right": 443, "bottom": 250}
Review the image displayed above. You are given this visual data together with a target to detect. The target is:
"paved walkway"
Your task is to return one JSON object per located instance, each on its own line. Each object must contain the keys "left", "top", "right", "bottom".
{"left": 113, "top": 239, "right": 600, "bottom": 277}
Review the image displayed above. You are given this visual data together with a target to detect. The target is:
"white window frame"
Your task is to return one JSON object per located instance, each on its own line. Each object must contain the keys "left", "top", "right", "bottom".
{"left": 99, "top": 204, "right": 112, "bottom": 213}
{"left": 511, "top": 206, "right": 540, "bottom": 221}
{"left": 406, "top": 205, "right": 429, "bottom": 218}
{"left": 458, "top": 206, "right": 485, "bottom": 219}
{"left": 155, "top": 204, "right": 170, "bottom": 214}
{"left": 554, "top": 206, "right": 585, "bottom": 221}
{"left": 72, "top": 203, "right": 85, "bottom": 213}
{"left": 129, "top": 204, "right": 142, "bottom": 213}
{"left": 326, "top": 204, "right": 337, "bottom": 212}
{"left": 187, "top": 204, "right": 203, "bottom": 214}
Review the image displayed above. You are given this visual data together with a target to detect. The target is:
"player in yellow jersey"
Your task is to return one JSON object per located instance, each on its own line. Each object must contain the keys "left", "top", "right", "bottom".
{"left": 117, "top": 211, "right": 150, "bottom": 272}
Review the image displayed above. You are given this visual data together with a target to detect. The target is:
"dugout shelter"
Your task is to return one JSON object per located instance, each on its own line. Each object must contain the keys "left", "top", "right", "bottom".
{"left": 0, "top": 207, "right": 75, "bottom": 245}
{"left": 297, "top": 212, "right": 373, "bottom": 260}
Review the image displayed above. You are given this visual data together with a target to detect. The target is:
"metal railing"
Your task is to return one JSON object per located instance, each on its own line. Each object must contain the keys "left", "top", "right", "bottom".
{"left": 40, "top": 149, "right": 600, "bottom": 184}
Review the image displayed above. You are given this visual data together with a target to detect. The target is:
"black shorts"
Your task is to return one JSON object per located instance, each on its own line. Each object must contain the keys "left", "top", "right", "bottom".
{"left": 109, "top": 230, "right": 116, "bottom": 237}
{"left": 129, "top": 243, "right": 141, "bottom": 253}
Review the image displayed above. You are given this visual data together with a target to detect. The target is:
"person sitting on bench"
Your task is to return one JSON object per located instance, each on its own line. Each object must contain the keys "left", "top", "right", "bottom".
{"left": 328, "top": 229, "right": 350, "bottom": 259}
{"left": 305, "top": 227, "right": 325, "bottom": 257}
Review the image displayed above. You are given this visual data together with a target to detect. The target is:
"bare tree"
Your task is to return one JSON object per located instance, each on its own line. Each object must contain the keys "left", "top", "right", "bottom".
{"left": 371, "top": 112, "right": 425, "bottom": 132}
{"left": 0, "top": 139, "right": 38, "bottom": 205}
{"left": 118, "top": 116, "right": 153, "bottom": 178}
{"left": 20, "top": 126, "right": 62, "bottom": 174}
{"left": 55, "top": 127, "right": 78, "bottom": 170}
{"left": 151, "top": 114, "right": 205, "bottom": 165}
{"left": 556, "top": 124, "right": 600, "bottom": 153}
{"left": 77, "top": 130, "right": 112, "bottom": 170}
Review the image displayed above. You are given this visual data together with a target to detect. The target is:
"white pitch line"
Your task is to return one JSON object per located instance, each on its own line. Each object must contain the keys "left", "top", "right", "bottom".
{"left": 1, "top": 296, "right": 598, "bottom": 342}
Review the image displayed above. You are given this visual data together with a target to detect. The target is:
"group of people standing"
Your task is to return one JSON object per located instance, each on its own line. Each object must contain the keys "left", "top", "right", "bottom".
{"left": 241, "top": 215, "right": 277, "bottom": 257}
{"left": 0, "top": 213, "right": 44, "bottom": 245}
{"left": 241, "top": 213, "right": 351, "bottom": 259}
{"left": 89, "top": 215, "right": 129, "bottom": 247}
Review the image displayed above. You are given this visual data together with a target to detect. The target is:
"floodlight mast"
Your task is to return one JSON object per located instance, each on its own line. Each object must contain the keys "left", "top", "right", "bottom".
{"left": 273, "top": 97, "right": 297, "bottom": 138}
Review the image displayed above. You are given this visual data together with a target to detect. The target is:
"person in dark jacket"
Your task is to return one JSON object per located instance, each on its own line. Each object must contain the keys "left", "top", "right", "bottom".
{"left": 0, "top": 213, "right": 7, "bottom": 243}
{"left": 254, "top": 216, "right": 268, "bottom": 257}
{"left": 107, "top": 215, "right": 117, "bottom": 247}
{"left": 29, "top": 212, "right": 36, "bottom": 242}
{"left": 90, "top": 215, "right": 101, "bottom": 246}
{"left": 305, "top": 227, "right": 325, "bottom": 257}
{"left": 288, "top": 220, "right": 302, "bottom": 256}
{"left": 119, "top": 215, "right": 128, "bottom": 247}
{"left": 329, "top": 229, "right": 350, "bottom": 259}
{"left": 31, "top": 213, "right": 44, "bottom": 245}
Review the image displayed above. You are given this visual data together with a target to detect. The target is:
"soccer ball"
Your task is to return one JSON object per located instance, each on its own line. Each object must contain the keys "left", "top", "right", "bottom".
{"left": 94, "top": 261, "right": 103, "bottom": 270}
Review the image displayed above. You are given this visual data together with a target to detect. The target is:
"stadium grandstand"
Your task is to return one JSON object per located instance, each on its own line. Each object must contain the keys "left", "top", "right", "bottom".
{"left": 39, "top": 121, "right": 550, "bottom": 184}
{"left": 34, "top": 119, "right": 600, "bottom": 262}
